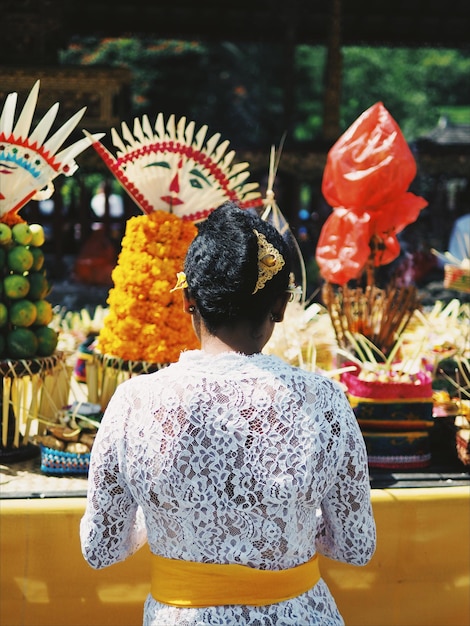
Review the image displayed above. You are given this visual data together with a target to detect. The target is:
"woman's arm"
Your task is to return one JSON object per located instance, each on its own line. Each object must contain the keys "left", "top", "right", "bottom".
{"left": 315, "top": 383, "right": 376, "bottom": 566}
{"left": 80, "top": 384, "right": 147, "bottom": 569}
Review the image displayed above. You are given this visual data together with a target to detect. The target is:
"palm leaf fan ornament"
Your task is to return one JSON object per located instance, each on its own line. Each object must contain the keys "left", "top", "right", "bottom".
{"left": 0, "top": 80, "right": 104, "bottom": 223}
{"left": 261, "top": 142, "right": 307, "bottom": 303}
{"left": 84, "top": 113, "right": 263, "bottom": 222}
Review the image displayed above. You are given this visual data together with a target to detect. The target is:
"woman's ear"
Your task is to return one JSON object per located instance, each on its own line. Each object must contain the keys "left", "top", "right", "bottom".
{"left": 183, "top": 289, "right": 196, "bottom": 314}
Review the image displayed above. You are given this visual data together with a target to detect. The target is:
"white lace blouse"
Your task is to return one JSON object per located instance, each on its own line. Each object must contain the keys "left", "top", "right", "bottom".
{"left": 80, "top": 350, "right": 376, "bottom": 625}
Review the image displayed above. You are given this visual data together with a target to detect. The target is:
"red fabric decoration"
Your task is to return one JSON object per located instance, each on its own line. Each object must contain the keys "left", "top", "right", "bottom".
{"left": 316, "top": 208, "right": 371, "bottom": 284}
{"left": 316, "top": 102, "right": 428, "bottom": 285}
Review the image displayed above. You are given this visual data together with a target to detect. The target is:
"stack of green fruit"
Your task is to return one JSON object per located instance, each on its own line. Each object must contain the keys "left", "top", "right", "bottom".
{"left": 0, "top": 221, "right": 58, "bottom": 360}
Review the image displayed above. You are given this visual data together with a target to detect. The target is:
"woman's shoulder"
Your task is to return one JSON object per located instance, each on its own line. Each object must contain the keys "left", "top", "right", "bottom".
{"left": 112, "top": 362, "right": 179, "bottom": 394}
{"left": 262, "top": 354, "right": 340, "bottom": 386}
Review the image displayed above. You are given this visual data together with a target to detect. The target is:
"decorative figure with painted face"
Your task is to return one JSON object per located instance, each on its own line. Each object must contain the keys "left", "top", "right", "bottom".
{"left": 0, "top": 81, "right": 103, "bottom": 225}
{"left": 84, "top": 112, "right": 264, "bottom": 365}
{"left": 84, "top": 113, "right": 263, "bottom": 222}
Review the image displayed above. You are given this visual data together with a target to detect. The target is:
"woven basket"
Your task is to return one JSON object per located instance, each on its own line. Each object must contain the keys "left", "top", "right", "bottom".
{"left": 40, "top": 444, "right": 90, "bottom": 475}
{"left": 1, "top": 352, "right": 70, "bottom": 453}
{"left": 341, "top": 366, "right": 433, "bottom": 468}
{"left": 341, "top": 367, "right": 434, "bottom": 430}
{"left": 444, "top": 265, "right": 470, "bottom": 293}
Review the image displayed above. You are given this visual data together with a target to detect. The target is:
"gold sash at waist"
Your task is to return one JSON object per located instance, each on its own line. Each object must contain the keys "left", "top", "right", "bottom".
{"left": 150, "top": 552, "right": 320, "bottom": 607}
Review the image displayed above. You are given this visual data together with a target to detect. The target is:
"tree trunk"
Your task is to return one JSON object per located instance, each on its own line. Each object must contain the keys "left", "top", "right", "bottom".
{"left": 322, "top": 0, "right": 343, "bottom": 143}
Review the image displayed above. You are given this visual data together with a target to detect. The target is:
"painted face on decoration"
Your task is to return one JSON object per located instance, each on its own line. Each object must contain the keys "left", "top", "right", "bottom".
{"left": 90, "top": 113, "right": 263, "bottom": 222}
{"left": 0, "top": 151, "right": 21, "bottom": 201}
{"left": 149, "top": 158, "right": 212, "bottom": 210}
{"left": 0, "top": 141, "right": 65, "bottom": 217}
{"left": 121, "top": 148, "right": 243, "bottom": 221}
{"left": 0, "top": 81, "right": 103, "bottom": 220}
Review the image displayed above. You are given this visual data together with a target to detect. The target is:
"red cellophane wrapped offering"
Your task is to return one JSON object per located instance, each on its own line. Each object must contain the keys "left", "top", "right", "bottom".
{"left": 316, "top": 102, "right": 427, "bottom": 286}
{"left": 317, "top": 103, "right": 428, "bottom": 357}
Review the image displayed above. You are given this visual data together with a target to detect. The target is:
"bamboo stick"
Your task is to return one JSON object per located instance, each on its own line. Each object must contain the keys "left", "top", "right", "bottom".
{"left": 2, "top": 377, "right": 11, "bottom": 448}
{"left": 23, "top": 374, "right": 39, "bottom": 445}
{"left": 86, "top": 361, "right": 99, "bottom": 404}
{"left": 323, "top": 280, "right": 419, "bottom": 358}
{"left": 12, "top": 378, "right": 21, "bottom": 449}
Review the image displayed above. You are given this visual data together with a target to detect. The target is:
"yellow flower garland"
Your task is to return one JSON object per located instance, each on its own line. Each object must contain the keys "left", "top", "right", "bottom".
{"left": 97, "top": 211, "right": 199, "bottom": 364}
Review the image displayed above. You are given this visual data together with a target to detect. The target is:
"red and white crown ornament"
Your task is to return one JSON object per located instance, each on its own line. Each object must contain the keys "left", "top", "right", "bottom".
{"left": 84, "top": 113, "right": 263, "bottom": 222}
{"left": 0, "top": 80, "right": 104, "bottom": 222}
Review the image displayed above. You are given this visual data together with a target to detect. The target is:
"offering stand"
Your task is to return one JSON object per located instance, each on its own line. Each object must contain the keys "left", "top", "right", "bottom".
{"left": 0, "top": 353, "right": 70, "bottom": 463}
{"left": 0, "top": 81, "right": 102, "bottom": 465}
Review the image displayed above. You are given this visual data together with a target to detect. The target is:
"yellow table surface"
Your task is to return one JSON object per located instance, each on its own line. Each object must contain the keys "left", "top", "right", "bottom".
{"left": 1, "top": 486, "right": 469, "bottom": 626}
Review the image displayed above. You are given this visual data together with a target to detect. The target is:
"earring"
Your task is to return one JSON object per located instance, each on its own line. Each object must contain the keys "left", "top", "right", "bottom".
{"left": 188, "top": 305, "right": 195, "bottom": 313}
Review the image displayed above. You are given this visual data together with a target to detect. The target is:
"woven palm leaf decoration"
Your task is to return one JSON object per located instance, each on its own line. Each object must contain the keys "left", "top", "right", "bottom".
{"left": 0, "top": 80, "right": 104, "bottom": 223}
{"left": 261, "top": 142, "right": 307, "bottom": 303}
{"left": 84, "top": 113, "right": 263, "bottom": 221}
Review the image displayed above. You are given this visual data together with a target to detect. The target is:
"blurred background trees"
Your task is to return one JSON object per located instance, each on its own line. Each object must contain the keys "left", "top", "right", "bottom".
{"left": 59, "top": 38, "right": 470, "bottom": 147}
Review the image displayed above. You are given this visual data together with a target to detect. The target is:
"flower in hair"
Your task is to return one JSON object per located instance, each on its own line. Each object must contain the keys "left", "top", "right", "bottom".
{"left": 252, "top": 229, "right": 285, "bottom": 294}
{"left": 170, "top": 271, "right": 188, "bottom": 292}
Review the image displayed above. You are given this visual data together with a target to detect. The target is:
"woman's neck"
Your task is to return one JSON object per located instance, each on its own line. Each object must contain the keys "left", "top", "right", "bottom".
{"left": 199, "top": 322, "right": 271, "bottom": 356}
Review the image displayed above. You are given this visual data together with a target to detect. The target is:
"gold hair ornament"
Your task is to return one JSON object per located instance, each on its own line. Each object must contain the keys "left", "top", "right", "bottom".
{"left": 170, "top": 271, "right": 188, "bottom": 292}
{"left": 252, "top": 230, "right": 285, "bottom": 294}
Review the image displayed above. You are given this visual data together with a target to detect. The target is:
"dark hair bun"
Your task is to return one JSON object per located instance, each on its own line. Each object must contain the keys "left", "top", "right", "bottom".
{"left": 185, "top": 201, "right": 291, "bottom": 331}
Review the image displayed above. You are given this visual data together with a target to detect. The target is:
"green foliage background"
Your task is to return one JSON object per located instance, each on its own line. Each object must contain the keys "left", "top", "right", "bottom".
{"left": 60, "top": 38, "right": 470, "bottom": 147}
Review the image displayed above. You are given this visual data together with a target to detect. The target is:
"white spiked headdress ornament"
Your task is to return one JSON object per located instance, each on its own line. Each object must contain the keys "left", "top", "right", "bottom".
{"left": 0, "top": 80, "right": 104, "bottom": 222}
{"left": 84, "top": 113, "right": 263, "bottom": 222}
